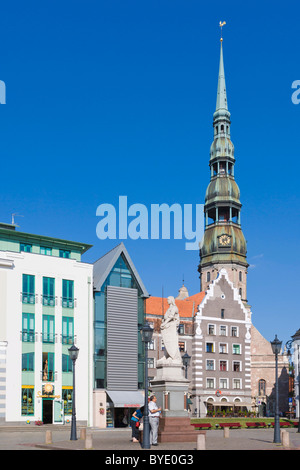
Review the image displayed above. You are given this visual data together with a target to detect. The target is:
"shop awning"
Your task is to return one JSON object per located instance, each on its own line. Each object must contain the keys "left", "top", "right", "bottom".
{"left": 107, "top": 390, "right": 145, "bottom": 408}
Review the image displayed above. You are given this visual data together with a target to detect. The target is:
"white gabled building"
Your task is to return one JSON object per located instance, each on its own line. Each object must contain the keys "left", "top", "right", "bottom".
{"left": 0, "top": 222, "right": 94, "bottom": 425}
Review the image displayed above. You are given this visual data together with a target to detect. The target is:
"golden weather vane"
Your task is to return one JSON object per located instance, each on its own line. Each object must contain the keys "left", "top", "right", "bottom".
{"left": 219, "top": 21, "right": 226, "bottom": 41}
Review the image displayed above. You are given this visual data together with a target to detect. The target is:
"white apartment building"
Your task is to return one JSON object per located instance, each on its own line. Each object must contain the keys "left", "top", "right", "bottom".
{"left": 0, "top": 222, "right": 93, "bottom": 425}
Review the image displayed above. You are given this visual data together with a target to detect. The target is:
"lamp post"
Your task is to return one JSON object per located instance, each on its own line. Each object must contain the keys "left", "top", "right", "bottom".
{"left": 182, "top": 352, "right": 191, "bottom": 379}
{"left": 140, "top": 321, "right": 154, "bottom": 449}
{"left": 68, "top": 344, "right": 79, "bottom": 441}
{"left": 271, "top": 334, "right": 282, "bottom": 444}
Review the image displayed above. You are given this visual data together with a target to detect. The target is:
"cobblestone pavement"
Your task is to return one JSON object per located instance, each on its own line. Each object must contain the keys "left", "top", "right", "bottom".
{"left": 1, "top": 425, "right": 300, "bottom": 451}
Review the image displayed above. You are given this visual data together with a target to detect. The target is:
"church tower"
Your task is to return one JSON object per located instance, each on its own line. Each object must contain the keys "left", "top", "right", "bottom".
{"left": 198, "top": 36, "right": 249, "bottom": 302}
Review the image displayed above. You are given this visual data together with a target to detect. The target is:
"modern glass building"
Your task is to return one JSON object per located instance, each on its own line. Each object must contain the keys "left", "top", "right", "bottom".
{"left": 92, "top": 243, "right": 149, "bottom": 428}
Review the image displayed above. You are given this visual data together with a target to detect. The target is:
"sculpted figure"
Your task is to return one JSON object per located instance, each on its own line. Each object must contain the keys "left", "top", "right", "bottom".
{"left": 157, "top": 296, "right": 182, "bottom": 365}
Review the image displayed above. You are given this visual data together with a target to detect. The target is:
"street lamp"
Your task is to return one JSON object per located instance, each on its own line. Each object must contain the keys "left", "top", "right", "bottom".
{"left": 140, "top": 321, "right": 154, "bottom": 449}
{"left": 182, "top": 352, "right": 191, "bottom": 379}
{"left": 68, "top": 344, "right": 79, "bottom": 441}
{"left": 271, "top": 334, "right": 282, "bottom": 444}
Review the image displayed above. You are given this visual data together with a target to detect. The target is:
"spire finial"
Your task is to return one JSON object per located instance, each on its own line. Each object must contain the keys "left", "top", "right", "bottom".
{"left": 219, "top": 21, "right": 226, "bottom": 42}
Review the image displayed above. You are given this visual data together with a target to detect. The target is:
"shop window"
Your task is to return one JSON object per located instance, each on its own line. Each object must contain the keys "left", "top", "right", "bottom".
{"left": 21, "top": 387, "right": 34, "bottom": 415}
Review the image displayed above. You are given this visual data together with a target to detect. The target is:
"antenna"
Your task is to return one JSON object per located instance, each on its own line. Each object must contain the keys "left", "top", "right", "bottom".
{"left": 11, "top": 213, "right": 24, "bottom": 226}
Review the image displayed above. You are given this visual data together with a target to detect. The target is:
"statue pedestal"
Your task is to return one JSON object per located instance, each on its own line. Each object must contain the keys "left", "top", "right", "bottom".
{"left": 150, "top": 364, "right": 204, "bottom": 442}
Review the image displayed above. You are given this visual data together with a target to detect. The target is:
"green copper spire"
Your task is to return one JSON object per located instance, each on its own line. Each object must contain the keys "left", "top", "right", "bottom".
{"left": 216, "top": 40, "right": 228, "bottom": 112}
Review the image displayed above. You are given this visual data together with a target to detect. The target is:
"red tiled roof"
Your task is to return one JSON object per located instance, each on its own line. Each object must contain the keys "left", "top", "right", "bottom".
{"left": 145, "top": 292, "right": 205, "bottom": 318}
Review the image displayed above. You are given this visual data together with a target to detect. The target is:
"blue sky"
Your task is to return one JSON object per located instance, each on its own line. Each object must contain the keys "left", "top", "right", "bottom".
{"left": 0, "top": 0, "right": 299, "bottom": 346}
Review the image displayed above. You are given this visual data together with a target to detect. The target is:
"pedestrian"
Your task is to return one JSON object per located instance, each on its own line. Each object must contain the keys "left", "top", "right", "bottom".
{"left": 130, "top": 406, "right": 144, "bottom": 442}
{"left": 148, "top": 395, "right": 161, "bottom": 446}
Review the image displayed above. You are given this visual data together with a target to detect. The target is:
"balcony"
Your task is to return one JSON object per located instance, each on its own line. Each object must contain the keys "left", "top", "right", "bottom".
{"left": 42, "top": 295, "right": 57, "bottom": 307}
{"left": 20, "top": 331, "right": 37, "bottom": 342}
{"left": 21, "top": 292, "right": 37, "bottom": 304}
{"left": 61, "top": 297, "right": 76, "bottom": 308}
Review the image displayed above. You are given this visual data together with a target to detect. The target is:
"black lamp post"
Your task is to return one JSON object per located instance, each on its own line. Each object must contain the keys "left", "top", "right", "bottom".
{"left": 68, "top": 344, "right": 79, "bottom": 441}
{"left": 140, "top": 321, "right": 154, "bottom": 449}
{"left": 182, "top": 352, "right": 191, "bottom": 379}
{"left": 271, "top": 334, "right": 282, "bottom": 444}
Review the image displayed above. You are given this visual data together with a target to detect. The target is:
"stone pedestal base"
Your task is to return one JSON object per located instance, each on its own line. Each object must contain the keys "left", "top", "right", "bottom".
{"left": 149, "top": 364, "right": 203, "bottom": 442}
{"left": 158, "top": 417, "right": 205, "bottom": 443}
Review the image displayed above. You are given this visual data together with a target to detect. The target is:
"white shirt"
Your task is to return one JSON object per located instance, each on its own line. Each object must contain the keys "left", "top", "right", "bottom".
{"left": 149, "top": 400, "right": 160, "bottom": 417}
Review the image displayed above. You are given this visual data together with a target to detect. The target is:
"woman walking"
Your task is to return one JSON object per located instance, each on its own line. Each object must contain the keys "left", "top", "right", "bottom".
{"left": 130, "top": 406, "right": 144, "bottom": 442}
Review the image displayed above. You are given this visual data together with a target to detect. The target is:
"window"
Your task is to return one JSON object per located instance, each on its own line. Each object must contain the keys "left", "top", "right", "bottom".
{"left": 40, "top": 246, "right": 52, "bottom": 256}
{"left": 239, "top": 271, "right": 242, "bottom": 282}
{"left": 207, "top": 272, "right": 211, "bottom": 282}
{"left": 59, "top": 249, "right": 70, "bottom": 258}
{"left": 206, "top": 342, "right": 214, "bottom": 353}
{"left": 42, "top": 315, "right": 55, "bottom": 343}
{"left": 178, "top": 323, "right": 185, "bottom": 335}
{"left": 231, "top": 326, "right": 238, "bottom": 337}
{"left": 219, "top": 343, "right": 227, "bottom": 354}
{"left": 233, "top": 379, "right": 241, "bottom": 389}
{"left": 178, "top": 342, "right": 185, "bottom": 352}
{"left": 107, "top": 255, "right": 137, "bottom": 289}
{"left": 62, "top": 388, "right": 73, "bottom": 415}
{"left": 208, "top": 324, "right": 215, "bottom": 335}
{"left": 148, "top": 358, "right": 155, "bottom": 369}
{"left": 42, "top": 352, "right": 54, "bottom": 381}
{"left": 220, "top": 361, "right": 227, "bottom": 371}
{"left": 239, "top": 288, "right": 242, "bottom": 297}
{"left": 221, "top": 309, "right": 225, "bottom": 319}
{"left": 148, "top": 339, "right": 155, "bottom": 350}
{"left": 21, "top": 387, "right": 34, "bottom": 415}
{"left": 43, "top": 277, "right": 55, "bottom": 306}
{"left": 220, "top": 325, "right": 227, "bottom": 336}
{"left": 20, "top": 243, "right": 32, "bottom": 253}
{"left": 62, "top": 279, "right": 74, "bottom": 308}
{"left": 258, "top": 379, "right": 266, "bottom": 396}
{"left": 22, "top": 274, "right": 35, "bottom": 304}
{"left": 206, "top": 360, "right": 214, "bottom": 371}
{"left": 220, "top": 378, "right": 228, "bottom": 389}
{"left": 233, "top": 361, "right": 241, "bottom": 372}
{"left": 62, "top": 317, "right": 74, "bottom": 345}
{"left": 233, "top": 344, "right": 241, "bottom": 355}
{"left": 22, "top": 352, "right": 34, "bottom": 371}
{"left": 22, "top": 313, "right": 35, "bottom": 342}
{"left": 62, "top": 354, "right": 73, "bottom": 372}
{"left": 206, "top": 378, "right": 215, "bottom": 389}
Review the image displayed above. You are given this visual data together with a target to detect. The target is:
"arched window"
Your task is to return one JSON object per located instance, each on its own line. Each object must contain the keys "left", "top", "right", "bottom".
{"left": 258, "top": 379, "right": 266, "bottom": 396}
{"left": 239, "top": 271, "right": 242, "bottom": 282}
{"left": 239, "top": 288, "right": 242, "bottom": 297}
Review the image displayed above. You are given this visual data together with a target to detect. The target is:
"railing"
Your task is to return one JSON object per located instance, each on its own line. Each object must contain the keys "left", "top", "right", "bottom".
{"left": 61, "top": 335, "right": 76, "bottom": 345}
{"left": 20, "top": 331, "right": 37, "bottom": 342}
{"left": 61, "top": 297, "right": 76, "bottom": 308}
{"left": 40, "top": 370, "right": 57, "bottom": 382}
{"left": 21, "top": 292, "right": 37, "bottom": 304}
{"left": 42, "top": 295, "right": 57, "bottom": 307}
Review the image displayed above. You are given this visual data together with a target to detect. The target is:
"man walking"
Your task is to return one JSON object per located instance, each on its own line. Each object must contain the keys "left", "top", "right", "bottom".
{"left": 148, "top": 395, "right": 161, "bottom": 446}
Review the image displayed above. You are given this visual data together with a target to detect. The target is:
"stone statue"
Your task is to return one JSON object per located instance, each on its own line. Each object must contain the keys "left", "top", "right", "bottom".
{"left": 157, "top": 296, "right": 182, "bottom": 365}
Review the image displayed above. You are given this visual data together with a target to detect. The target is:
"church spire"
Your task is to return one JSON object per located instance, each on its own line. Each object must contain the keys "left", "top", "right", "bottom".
{"left": 215, "top": 40, "right": 228, "bottom": 112}
{"left": 198, "top": 26, "right": 249, "bottom": 301}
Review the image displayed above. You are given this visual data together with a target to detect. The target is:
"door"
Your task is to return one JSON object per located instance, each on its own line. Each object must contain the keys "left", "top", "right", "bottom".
{"left": 43, "top": 399, "right": 53, "bottom": 424}
{"left": 54, "top": 400, "right": 64, "bottom": 423}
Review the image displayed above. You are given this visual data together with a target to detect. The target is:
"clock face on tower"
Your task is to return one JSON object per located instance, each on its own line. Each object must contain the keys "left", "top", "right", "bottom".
{"left": 219, "top": 234, "right": 231, "bottom": 246}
